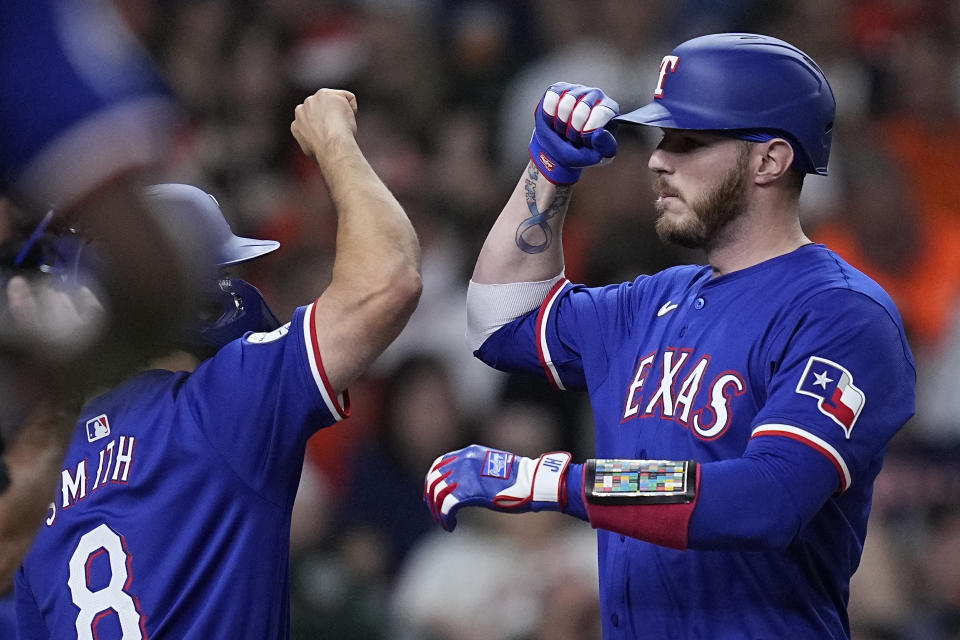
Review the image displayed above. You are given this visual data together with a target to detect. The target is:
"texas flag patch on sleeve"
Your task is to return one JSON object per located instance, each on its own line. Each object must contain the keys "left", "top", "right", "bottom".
{"left": 795, "top": 356, "right": 865, "bottom": 438}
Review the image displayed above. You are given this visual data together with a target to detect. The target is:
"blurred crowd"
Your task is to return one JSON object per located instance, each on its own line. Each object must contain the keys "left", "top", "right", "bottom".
{"left": 6, "top": 0, "right": 960, "bottom": 637}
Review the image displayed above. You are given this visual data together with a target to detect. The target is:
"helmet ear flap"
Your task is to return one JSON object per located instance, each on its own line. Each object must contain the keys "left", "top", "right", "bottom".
{"left": 181, "top": 278, "right": 281, "bottom": 353}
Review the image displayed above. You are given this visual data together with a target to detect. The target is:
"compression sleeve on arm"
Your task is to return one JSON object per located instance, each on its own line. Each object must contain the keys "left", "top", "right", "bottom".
{"left": 465, "top": 273, "right": 565, "bottom": 352}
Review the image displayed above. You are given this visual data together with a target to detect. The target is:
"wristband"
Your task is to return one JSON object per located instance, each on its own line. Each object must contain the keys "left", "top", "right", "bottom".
{"left": 585, "top": 459, "right": 697, "bottom": 505}
{"left": 494, "top": 451, "right": 571, "bottom": 511}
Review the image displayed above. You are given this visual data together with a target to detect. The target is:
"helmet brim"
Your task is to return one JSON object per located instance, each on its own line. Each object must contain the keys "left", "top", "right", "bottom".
{"left": 613, "top": 101, "right": 681, "bottom": 128}
{"left": 219, "top": 236, "right": 280, "bottom": 266}
{"left": 614, "top": 101, "right": 744, "bottom": 132}
{"left": 145, "top": 183, "right": 283, "bottom": 266}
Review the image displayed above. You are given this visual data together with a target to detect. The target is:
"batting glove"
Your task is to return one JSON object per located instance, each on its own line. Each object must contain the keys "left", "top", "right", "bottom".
{"left": 424, "top": 444, "right": 572, "bottom": 532}
{"left": 528, "top": 82, "right": 620, "bottom": 184}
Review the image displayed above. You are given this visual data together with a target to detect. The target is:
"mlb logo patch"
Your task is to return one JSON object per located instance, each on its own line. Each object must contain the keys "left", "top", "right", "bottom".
{"left": 796, "top": 356, "right": 865, "bottom": 439}
{"left": 86, "top": 414, "right": 111, "bottom": 443}
{"left": 482, "top": 450, "right": 514, "bottom": 480}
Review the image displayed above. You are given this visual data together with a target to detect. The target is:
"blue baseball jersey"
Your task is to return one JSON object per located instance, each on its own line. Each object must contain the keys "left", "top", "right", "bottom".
{"left": 15, "top": 302, "right": 348, "bottom": 639}
{"left": 476, "top": 244, "right": 915, "bottom": 639}
{"left": 1, "top": 0, "right": 174, "bottom": 212}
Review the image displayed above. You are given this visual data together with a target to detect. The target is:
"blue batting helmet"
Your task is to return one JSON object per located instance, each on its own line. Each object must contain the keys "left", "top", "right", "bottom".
{"left": 143, "top": 183, "right": 281, "bottom": 351}
{"left": 614, "top": 33, "right": 836, "bottom": 175}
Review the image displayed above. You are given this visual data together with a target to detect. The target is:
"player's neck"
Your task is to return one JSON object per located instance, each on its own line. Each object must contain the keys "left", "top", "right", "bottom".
{"left": 148, "top": 350, "right": 201, "bottom": 373}
{"left": 706, "top": 203, "right": 809, "bottom": 276}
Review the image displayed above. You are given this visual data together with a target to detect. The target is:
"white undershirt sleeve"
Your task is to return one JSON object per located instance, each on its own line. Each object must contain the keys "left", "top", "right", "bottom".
{"left": 465, "top": 273, "right": 565, "bottom": 352}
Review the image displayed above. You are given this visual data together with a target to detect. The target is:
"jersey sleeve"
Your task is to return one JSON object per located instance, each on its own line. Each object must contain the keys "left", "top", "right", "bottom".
{"left": 179, "top": 301, "right": 349, "bottom": 502}
{"left": 751, "top": 288, "right": 915, "bottom": 493}
{"left": 475, "top": 277, "right": 651, "bottom": 391}
{"left": 15, "top": 566, "right": 48, "bottom": 640}
{"left": 1, "top": 0, "right": 175, "bottom": 212}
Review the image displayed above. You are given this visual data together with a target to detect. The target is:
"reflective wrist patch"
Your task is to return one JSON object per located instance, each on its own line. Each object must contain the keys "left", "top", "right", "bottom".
{"left": 585, "top": 459, "right": 697, "bottom": 505}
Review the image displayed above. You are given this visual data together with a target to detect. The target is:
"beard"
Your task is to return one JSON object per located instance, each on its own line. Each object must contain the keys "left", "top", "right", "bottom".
{"left": 653, "top": 144, "right": 750, "bottom": 249}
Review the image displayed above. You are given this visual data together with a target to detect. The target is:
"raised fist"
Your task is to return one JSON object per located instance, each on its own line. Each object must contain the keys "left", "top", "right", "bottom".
{"left": 528, "top": 82, "right": 620, "bottom": 184}
{"left": 290, "top": 89, "right": 359, "bottom": 166}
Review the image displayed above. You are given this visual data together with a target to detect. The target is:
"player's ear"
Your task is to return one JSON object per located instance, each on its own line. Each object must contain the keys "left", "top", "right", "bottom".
{"left": 754, "top": 138, "right": 794, "bottom": 186}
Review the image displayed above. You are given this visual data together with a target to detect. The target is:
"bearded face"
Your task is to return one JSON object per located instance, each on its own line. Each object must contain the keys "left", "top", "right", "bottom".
{"left": 653, "top": 141, "right": 751, "bottom": 250}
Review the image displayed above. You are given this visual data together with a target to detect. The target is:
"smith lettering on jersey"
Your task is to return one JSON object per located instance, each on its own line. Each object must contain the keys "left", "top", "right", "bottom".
{"left": 49, "top": 427, "right": 136, "bottom": 525}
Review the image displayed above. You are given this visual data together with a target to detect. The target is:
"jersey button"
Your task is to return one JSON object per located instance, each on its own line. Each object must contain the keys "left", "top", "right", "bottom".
{"left": 611, "top": 613, "right": 620, "bottom": 627}
{"left": 620, "top": 535, "right": 626, "bottom": 543}
{"left": 694, "top": 297, "right": 705, "bottom": 309}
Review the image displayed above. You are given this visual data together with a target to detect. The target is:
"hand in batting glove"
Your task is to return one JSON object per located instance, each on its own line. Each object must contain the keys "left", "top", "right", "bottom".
{"left": 528, "top": 82, "right": 620, "bottom": 184}
{"left": 424, "top": 444, "right": 572, "bottom": 532}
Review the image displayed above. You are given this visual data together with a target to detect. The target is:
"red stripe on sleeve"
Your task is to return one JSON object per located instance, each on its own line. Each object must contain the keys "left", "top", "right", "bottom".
{"left": 536, "top": 278, "right": 569, "bottom": 390}
{"left": 752, "top": 429, "right": 848, "bottom": 492}
{"left": 307, "top": 299, "right": 350, "bottom": 420}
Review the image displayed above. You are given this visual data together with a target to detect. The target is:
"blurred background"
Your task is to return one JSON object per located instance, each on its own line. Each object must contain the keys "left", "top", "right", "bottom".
{"left": 7, "top": 0, "right": 960, "bottom": 638}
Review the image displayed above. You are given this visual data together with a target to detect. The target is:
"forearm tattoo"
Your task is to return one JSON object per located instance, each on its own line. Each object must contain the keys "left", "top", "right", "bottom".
{"left": 516, "top": 162, "right": 572, "bottom": 254}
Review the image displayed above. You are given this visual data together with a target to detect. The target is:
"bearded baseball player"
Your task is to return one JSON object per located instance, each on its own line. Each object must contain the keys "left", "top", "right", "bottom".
{"left": 424, "top": 33, "right": 915, "bottom": 639}
{"left": 14, "top": 89, "right": 421, "bottom": 639}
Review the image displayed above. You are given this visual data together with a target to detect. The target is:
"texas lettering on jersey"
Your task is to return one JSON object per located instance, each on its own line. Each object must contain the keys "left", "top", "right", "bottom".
{"left": 621, "top": 347, "right": 746, "bottom": 440}
{"left": 47, "top": 423, "right": 137, "bottom": 527}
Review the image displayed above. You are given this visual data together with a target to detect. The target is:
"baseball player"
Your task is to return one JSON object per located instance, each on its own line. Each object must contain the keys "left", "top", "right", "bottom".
{"left": 425, "top": 33, "right": 915, "bottom": 639}
{"left": 14, "top": 88, "right": 421, "bottom": 639}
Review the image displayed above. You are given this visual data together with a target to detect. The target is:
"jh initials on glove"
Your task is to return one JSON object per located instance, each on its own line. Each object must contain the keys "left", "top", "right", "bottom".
{"left": 528, "top": 82, "right": 620, "bottom": 184}
{"left": 424, "top": 444, "right": 572, "bottom": 532}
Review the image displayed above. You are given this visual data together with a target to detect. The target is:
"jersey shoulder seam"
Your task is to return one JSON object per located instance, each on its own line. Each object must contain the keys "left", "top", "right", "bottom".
{"left": 796, "top": 284, "right": 915, "bottom": 375}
